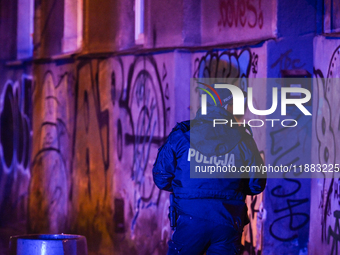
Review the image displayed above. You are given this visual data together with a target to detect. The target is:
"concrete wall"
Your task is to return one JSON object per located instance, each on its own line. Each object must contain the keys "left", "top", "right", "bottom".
{"left": 26, "top": 53, "right": 178, "bottom": 254}
{"left": 309, "top": 36, "right": 340, "bottom": 255}
{"left": 111, "top": 53, "right": 176, "bottom": 254}
{"left": 26, "top": 44, "right": 270, "bottom": 254}
{"left": 0, "top": 1, "right": 32, "bottom": 253}
{"left": 261, "top": 0, "right": 319, "bottom": 253}
{"left": 262, "top": 36, "right": 314, "bottom": 255}
{"left": 201, "top": 0, "right": 276, "bottom": 46}
{"left": 0, "top": 67, "right": 32, "bottom": 252}
{"left": 0, "top": 71, "right": 32, "bottom": 215}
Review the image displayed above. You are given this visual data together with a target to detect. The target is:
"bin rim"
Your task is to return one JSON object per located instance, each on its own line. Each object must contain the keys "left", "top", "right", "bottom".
{"left": 10, "top": 234, "right": 86, "bottom": 241}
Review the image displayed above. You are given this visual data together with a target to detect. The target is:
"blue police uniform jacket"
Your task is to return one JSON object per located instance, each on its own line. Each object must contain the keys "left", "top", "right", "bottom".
{"left": 152, "top": 106, "right": 266, "bottom": 229}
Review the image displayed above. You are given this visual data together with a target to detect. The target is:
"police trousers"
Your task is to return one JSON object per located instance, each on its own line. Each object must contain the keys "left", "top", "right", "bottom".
{"left": 167, "top": 214, "right": 242, "bottom": 255}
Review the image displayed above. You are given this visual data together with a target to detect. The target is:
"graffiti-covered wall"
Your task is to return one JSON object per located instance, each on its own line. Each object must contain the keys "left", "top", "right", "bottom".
{"left": 26, "top": 45, "right": 271, "bottom": 255}
{"left": 0, "top": 68, "right": 32, "bottom": 251}
{"left": 28, "top": 55, "right": 175, "bottom": 254}
{"left": 201, "top": 0, "right": 276, "bottom": 46}
{"left": 1, "top": 30, "right": 316, "bottom": 255}
{"left": 310, "top": 36, "right": 340, "bottom": 255}
{"left": 111, "top": 54, "right": 176, "bottom": 254}
{"left": 261, "top": 35, "right": 314, "bottom": 255}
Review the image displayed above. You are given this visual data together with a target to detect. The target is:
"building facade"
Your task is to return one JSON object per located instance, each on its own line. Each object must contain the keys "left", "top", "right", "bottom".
{"left": 0, "top": 0, "right": 339, "bottom": 254}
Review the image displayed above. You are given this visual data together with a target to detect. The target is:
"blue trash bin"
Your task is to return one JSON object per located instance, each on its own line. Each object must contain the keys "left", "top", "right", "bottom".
{"left": 9, "top": 234, "right": 88, "bottom": 255}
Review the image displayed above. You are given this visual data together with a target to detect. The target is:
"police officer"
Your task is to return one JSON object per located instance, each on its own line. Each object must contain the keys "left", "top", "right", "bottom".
{"left": 152, "top": 85, "right": 266, "bottom": 255}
